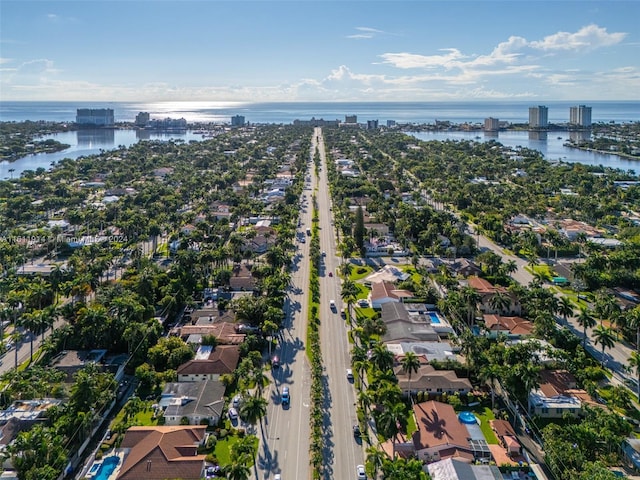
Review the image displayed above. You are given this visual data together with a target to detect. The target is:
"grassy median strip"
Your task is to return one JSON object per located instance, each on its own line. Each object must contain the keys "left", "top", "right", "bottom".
{"left": 306, "top": 188, "right": 325, "bottom": 479}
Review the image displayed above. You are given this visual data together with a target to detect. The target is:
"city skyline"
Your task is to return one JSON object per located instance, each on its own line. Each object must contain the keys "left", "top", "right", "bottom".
{"left": 1, "top": 1, "right": 639, "bottom": 103}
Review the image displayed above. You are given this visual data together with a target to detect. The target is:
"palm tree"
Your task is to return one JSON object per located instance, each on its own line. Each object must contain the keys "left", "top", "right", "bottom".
{"left": 517, "top": 362, "right": 541, "bottom": 413}
{"left": 489, "top": 291, "right": 511, "bottom": 314}
{"left": 377, "top": 402, "right": 406, "bottom": 459}
{"left": 628, "top": 351, "right": 640, "bottom": 401}
{"left": 576, "top": 307, "right": 597, "bottom": 349}
{"left": 239, "top": 395, "right": 267, "bottom": 435}
{"left": 369, "top": 343, "right": 394, "bottom": 372}
{"left": 593, "top": 325, "right": 616, "bottom": 367}
{"left": 460, "top": 286, "right": 481, "bottom": 326}
{"left": 400, "top": 352, "right": 421, "bottom": 404}
{"left": 366, "top": 445, "right": 388, "bottom": 479}
{"left": 341, "top": 278, "right": 359, "bottom": 323}
{"left": 557, "top": 296, "right": 574, "bottom": 325}
{"left": 626, "top": 306, "right": 640, "bottom": 354}
{"left": 223, "top": 462, "right": 251, "bottom": 480}
{"left": 479, "top": 363, "right": 502, "bottom": 409}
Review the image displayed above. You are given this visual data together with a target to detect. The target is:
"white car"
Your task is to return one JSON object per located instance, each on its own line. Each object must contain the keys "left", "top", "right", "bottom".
{"left": 274, "top": 475, "right": 281, "bottom": 480}
{"left": 228, "top": 408, "right": 238, "bottom": 420}
{"left": 329, "top": 300, "right": 336, "bottom": 310}
{"left": 346, "top": 369, "right": 354, "bottom": 381}
{"left": 232, "top": 395, "right": 242, "bottom": 408}
{"left": 356, "top": 464, "right": 366, "bottom": 479}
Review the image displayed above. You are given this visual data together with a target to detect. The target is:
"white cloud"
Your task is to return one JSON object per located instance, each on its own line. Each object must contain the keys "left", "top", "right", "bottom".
{"left": 530, "top": 24, "right": 626, "bottom": 51}
{"left": 379, "top": 49, "right": 466, "bottom": 69}
{"left": 347, "top": 26, "right": 393, "bottom": 40}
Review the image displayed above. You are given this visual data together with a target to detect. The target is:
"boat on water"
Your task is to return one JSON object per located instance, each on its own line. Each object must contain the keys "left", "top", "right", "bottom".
{"left": 557, "top": 136, "right": 563, "bottom": 140}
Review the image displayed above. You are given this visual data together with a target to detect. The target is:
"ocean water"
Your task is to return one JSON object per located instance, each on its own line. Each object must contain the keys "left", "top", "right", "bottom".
{"left": 1, "top": 101, "right": 639, "bottom": 179}
{"left": 1, "top": 100, "right": 639, "bottom": 124}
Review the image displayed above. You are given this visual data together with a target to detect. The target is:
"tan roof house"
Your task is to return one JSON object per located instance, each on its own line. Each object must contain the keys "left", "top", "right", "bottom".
{"left": 370, "top": 281, "right": 414, "bottom": 309}
{"left": 393, "top": 363, "right": 472, "bottom": 397}
{"left": 116, "top": 425, "right": 206, "bottom": 480}
{"left": 176, "top": 345, "right": 240, "bottom": 382}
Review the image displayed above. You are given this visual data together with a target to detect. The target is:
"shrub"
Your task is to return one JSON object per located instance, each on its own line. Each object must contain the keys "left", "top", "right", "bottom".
{"left": 218, "top": 428, "right": 228, "bottom": 439}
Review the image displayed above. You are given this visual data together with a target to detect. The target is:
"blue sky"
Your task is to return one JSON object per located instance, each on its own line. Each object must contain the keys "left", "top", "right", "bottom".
{"left": 1, "top": 0, "right": 639, "bottom": 102}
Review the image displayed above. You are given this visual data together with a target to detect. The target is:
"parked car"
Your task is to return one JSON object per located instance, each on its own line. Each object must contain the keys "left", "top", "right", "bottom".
{"left": 228, "top": 408, "right": 239, "bottom": 420}
{"left": 329, "top": 300, "right": 336, "bottom": 311}
{"left": 272, "top": 355, "right": 280, "bottom": 368}
{"left": 232, "top": 395, "right": 242, "bottom": 408}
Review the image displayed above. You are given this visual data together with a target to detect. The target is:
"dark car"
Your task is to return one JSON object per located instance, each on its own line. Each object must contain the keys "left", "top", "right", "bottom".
{"left": 353, "top": 424, "right": 361, "bottom": 437}
{"left": 272, "top": 355, "right": 280, "bottom": 368}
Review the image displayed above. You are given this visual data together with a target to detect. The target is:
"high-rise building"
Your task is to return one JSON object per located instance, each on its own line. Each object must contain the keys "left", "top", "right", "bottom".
{"left": 135, "top": 112, "right": 150, "bottom": 127}
{"left": 345, "top": 114, "right": 357, "bottom": 124}
{"left": 528, "top": 106, "right": 548, "bottom": 128}
{"left": 367, "top": 120, "right": 379, "bottom": 130}
{"left": 76, "top": 108, "right": 115, "bottom": 126}
{"left": 231, "top": 115, "right": 245, "bottom": 127}
{"left": 569, "top": 105, "right": 592, "bottom": 127}
{"left": 484, "top": 117, "right": 499, "bottom": 132}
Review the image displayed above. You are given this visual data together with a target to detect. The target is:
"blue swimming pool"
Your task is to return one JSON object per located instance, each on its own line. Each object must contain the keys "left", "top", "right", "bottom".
{"left": 93, "top": 456, "right": 120, "bottom": 480}
{"left": 428, "top": 312, "right": 442, "bottom": 324}
{"left": 459, "top": 411, "right": 478, "bottom": 424}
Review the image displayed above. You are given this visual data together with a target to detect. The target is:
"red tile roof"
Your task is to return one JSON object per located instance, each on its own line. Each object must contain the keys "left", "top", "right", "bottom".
{"left": 116, "top": 425, "right": 206, "bottom": 480}
{"left": 412, "top": 401, "right": 470, "bottom": 451}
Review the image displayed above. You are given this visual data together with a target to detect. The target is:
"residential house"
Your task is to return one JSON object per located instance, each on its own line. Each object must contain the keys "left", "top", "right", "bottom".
{"left": 370, "top": 281, "right": 414, "bottom": 309}
{"left": 393, "top": 360, "right": 472, "bottom": 397}
{"left": 489, "top": 419, "right": 521, "bottom": 456}
{"left": 466, "top": 276, "right": 521, "bottom": 315}
{"left": 229, "top": 264, "right": 258, "bottom": 291}
{"left": 116, "top": 425, "right": 207, "bottom": 480}
{"left": 427, "top": 458, "right": 502, "bottom": 480}
{"left": 482, "top": 314, "right": 534, "bottom": 339}
{"left": 160, "top": 380, "right": 225, "bottom": 426}
{"left": 177, "top": 322, "right": 245, "bottom": 346}
{"left": 411, "top": 400, "right": 490, "bottom": 463}
{"left": 176, "top": 345, "right": 240, "bottom": 382}
{"left": 381, "top": 302, "right": 440, "bottom": 344}
{"left": 449, "top": 259, "right": 482, "bottom": 277}
{"left": 529, "top": 370, "right": 599, "bottom": 418}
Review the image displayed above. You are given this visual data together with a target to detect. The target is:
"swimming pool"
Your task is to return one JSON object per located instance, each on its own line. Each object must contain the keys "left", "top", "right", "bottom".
{"left": 428, "top": 312, "right": 442, "bottom": 324}
{"left": 458, "top": 411, "right": 478, "bottom": 424}
{"left": 93, "top": 455, "right": 120, "bottom": 480}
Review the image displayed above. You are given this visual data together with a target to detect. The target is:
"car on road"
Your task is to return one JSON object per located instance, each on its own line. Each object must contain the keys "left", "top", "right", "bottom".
{"left": 328, "top": 271, "right": 333, "bottom": 277}
{"left": 228, "top": 407, "right": 239, "bottom": 420}
{"left": 356, "top": 464, "right": 366, "bottom": 479}
{"left": 322, "top": 250, "right": 326, "bottom": 256}
{"left": 274, "top": 475, "right": 281, "bottom": 480}
{"left": 272, "top": 355, "right": 280, "bottom": 368}
{"left": 346, "top": 369, "right": 354, "bottom": 381}
{"left": 281, "top": 386, "right": 290, "bottom": 406}
{"left": 329, "top": 300, "right": 336, "bottom": 311}
{"left": 353, "top": 424, "right": 361, "bottom": 437}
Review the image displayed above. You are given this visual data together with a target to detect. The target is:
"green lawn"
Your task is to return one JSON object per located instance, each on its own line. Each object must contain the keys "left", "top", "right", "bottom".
{"left": 111, "top": 400, "right": 158, "bottom": 428}
{"left": 350, "top": 265, "right": 374, "bottom": 281}
{"left": 459, "top": 406, "right": 499, "bottom": 444}
{"left": 214, "top": 434, "right": 258, "bottom": 466}
{"left": 214, "top": 435, "right": 240, "bottom": 465}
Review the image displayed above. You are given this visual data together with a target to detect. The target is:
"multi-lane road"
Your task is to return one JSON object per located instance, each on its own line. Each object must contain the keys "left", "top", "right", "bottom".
{"left": 253, "top": 128, "right": 364, "bottom": 479}
{"left": 314, "top": 128, "right": 364, "bottom": 480}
